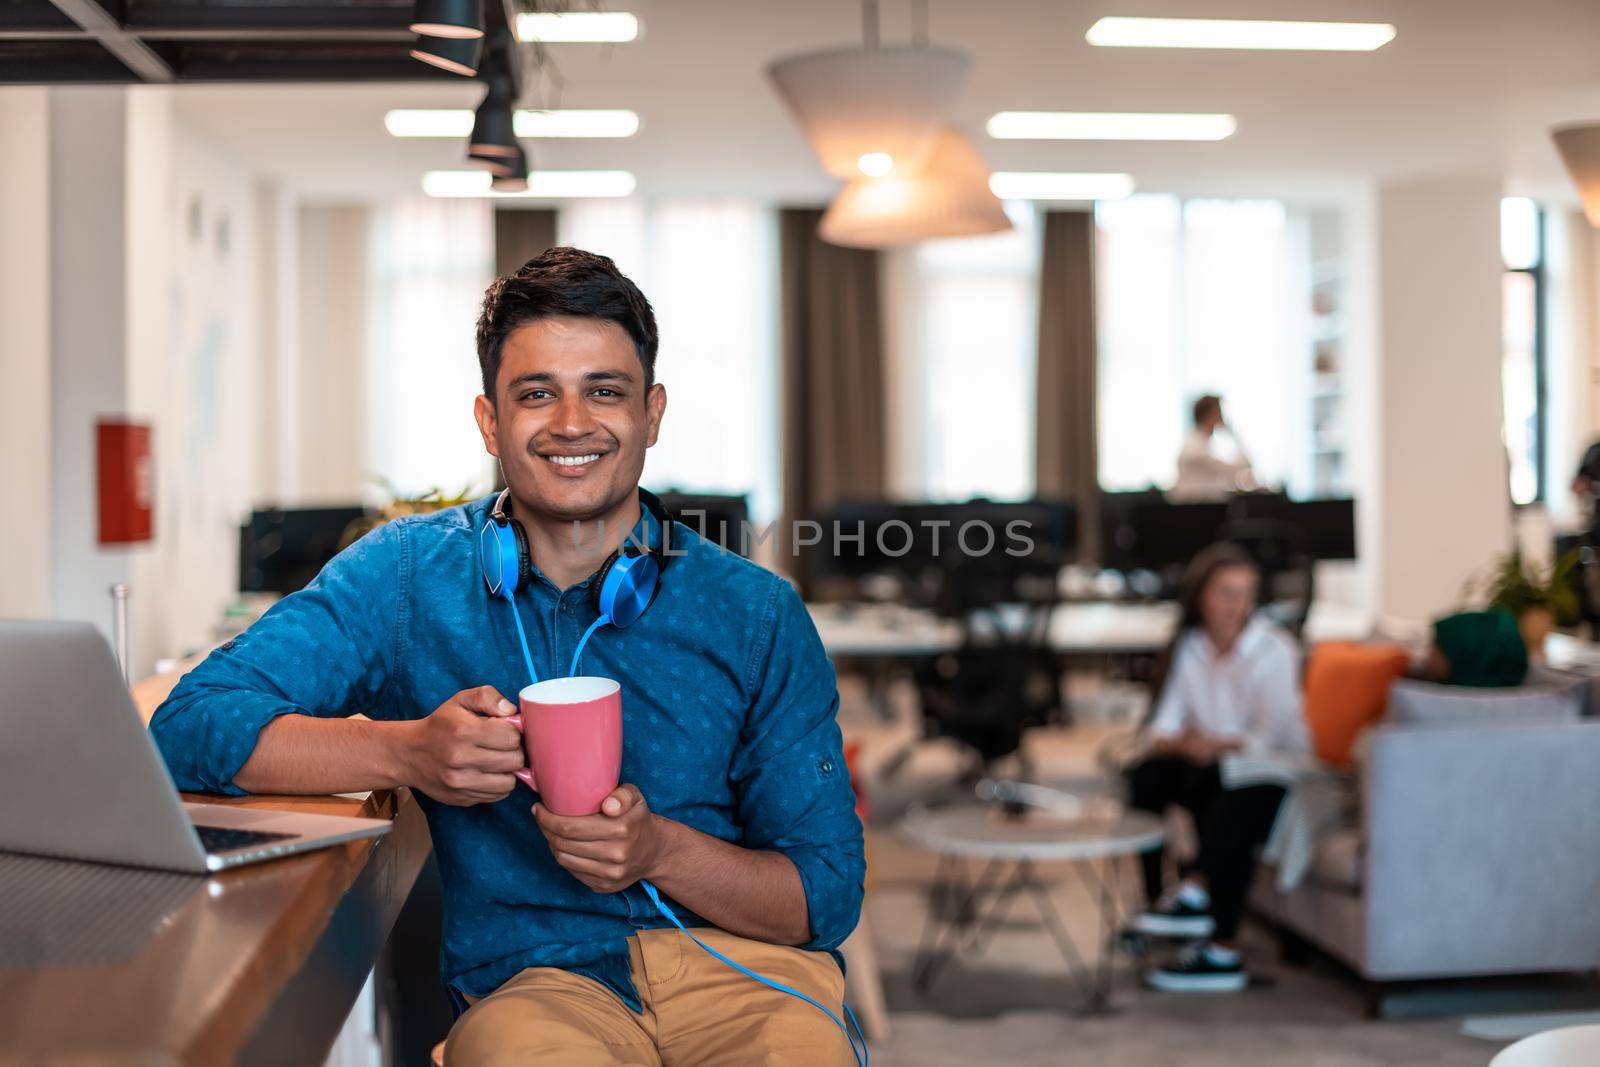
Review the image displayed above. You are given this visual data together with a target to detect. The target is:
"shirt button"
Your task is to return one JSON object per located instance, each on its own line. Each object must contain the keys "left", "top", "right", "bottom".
{"left": 820, "top": 759, "right": 834, "bottom": 774}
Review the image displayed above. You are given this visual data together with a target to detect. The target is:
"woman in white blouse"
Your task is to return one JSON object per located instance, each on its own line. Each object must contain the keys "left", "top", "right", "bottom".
{"left": 1127, "top": 542, "right": 1308, "bottom": 992}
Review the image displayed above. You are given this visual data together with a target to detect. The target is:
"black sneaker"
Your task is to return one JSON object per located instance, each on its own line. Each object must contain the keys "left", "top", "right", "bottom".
{"left": 1131, "top": 888, "right": 1216, "bottom": 939}
{"left": 1145, "top": 942, "right": 1248, "bottom": 993}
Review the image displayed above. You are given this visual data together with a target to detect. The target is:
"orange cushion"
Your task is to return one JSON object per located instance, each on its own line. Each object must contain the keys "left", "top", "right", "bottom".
{"left": 1302, "top": 642, "right": 1410, "bottom": 769}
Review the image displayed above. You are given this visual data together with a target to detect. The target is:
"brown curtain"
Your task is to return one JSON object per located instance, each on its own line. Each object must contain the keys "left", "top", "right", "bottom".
{"left": 1034, "top": 210, "right": 1099, "bottom": 560}
{"left": 494, "top": 207, "right": 557, "bottom": 278}
{"left": 779, "top": 207, "right": 888, "bottom": 561}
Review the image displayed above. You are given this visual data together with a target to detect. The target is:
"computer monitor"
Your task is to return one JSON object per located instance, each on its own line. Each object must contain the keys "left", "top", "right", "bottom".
{"left": 653, "top": 492, "right": 751, "bottom": 558}
{"left": 239, "top": 506, "right": 369, "bottom": 595}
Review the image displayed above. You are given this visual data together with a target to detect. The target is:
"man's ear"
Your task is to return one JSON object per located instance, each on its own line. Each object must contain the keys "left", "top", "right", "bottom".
{"left": 644, "top": 382, "right": 667, "bottom": 449}
{"left": 473, "top": 394, "right": 501, "bottom": 459}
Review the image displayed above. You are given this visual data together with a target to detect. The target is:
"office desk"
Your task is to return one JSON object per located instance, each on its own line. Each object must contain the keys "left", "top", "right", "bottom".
{"left": 0, "top": 663, "right": 432, "bottom": 1066}
{"left": 810, "top": 600, "right": 1373, "bottom": 660}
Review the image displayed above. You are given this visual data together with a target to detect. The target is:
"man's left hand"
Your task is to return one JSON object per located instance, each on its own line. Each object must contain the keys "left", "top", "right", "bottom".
{"left": 534, "top": 785, "right": 668, "bottom": 894}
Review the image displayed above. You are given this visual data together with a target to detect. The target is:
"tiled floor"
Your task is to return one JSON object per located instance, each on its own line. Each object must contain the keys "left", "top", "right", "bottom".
{"left": 842, "top": 690, "right": 1523, "bottom": 1066}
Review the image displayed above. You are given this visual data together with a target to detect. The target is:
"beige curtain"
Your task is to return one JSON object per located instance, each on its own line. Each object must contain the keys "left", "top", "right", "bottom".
{"left": 493, "top": 207, "right": 557, "bottom": 278}
{"left": 1034, "top": 210, "right": 1099, "bottom": 560}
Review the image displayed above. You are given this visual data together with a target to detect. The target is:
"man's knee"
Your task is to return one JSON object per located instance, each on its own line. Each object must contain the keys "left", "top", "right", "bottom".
{"left": 443, "top": 986, "right": 656, "bottom": 1067}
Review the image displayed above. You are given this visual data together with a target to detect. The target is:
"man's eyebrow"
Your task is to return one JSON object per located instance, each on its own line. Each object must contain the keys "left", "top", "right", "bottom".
{"left": 584, "top": 369, "right": 636, "bottom": 384}
{"left": 506, "top": 371, "right": 556, "bottom": 390}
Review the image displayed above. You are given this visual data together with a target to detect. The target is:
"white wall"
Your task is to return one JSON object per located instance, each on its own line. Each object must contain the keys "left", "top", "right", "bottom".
{"left": 0, "top": 89, "right": 53, "bottom": 618}
{"left": 27, "top": 86, "right": 269, "bottom": 674}
{"left": 136, "top": 111, "right": 264, "bottom": 665}
{"left": 295, "top": 203, "right": 371, "bottom": 502}
{"left": 1373, "top": 176, "right": 1511, "bottom": 622}
{"left": 47, "top": 88, "right": 138, "bottom": 653}
{"left": 1544, "top": 209, "right": 1600, "bottom": 531}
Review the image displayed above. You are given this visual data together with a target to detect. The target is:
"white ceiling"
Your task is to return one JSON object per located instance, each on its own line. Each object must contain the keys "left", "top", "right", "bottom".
{"left": 171, "top": 0, "right": 1600, "bottom": 206}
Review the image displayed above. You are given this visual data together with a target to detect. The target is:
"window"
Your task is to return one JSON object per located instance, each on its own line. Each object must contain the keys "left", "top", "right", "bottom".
{"left": 912, "top": 201, "right": 1040, "bottom": 501}
{"left": 367, "top": 198, "right": 495, "bottom": 496}
{"left": 560, "top": 200, "right": 781, "bottom": 521}
{"left": 1095, "top": 195, "right": 1306, "bottom": 495}
{"left": 1501, "top": 196, "right": 1545, "bottom": 506}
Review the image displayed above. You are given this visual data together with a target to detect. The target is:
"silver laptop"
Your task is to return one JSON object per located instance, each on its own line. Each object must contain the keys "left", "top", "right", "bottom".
{"left": 0, "top": 620, "right": 390, "bottom": 873}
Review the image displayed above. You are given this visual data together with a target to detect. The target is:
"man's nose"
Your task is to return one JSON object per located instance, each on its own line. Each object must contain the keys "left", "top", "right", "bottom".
{"left": 550, "top": 393, "right": 599, "bottom": 438}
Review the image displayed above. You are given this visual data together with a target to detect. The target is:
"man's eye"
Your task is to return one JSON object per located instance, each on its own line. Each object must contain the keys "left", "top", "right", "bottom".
{"left": 521, "top": 390, "right": 552, "bottom": 402}
{"left": 592, "top": 388, "right": 620, "bottom": 398}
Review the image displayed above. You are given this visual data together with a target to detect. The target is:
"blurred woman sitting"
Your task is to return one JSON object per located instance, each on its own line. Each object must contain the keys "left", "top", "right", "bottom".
{"left": 1126, "top": 542, "right": 1308, "bottom": 992}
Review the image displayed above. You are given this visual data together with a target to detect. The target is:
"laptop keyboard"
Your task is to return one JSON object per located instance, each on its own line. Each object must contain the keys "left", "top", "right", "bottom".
{"left": 194, "top": 825, "right": 298, "bottom": 855}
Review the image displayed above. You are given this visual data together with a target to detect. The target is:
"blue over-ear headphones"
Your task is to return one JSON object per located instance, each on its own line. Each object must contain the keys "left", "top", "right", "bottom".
{"left": 478, "top": 487, "right": 674, "bottom": 627}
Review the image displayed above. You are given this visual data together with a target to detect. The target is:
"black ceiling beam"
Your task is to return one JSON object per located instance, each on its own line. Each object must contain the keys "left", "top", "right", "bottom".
{"left": 0, "top": 2, "right": 78, "bottom": 31}
{"left": 122, "top": 0, "right": 413, "bottom": 34}
{"left": 160, "top": 40, "right": 469, "bottom": 82}
{"left": 0, "top": 38, "right": 140, "bottom": 81}
{"left": 44, "top": 0, "right": 172, "bottom": 80}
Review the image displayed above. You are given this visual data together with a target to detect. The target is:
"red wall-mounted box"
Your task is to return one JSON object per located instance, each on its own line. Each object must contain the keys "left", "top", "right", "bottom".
{"left": 96, "top": 419, "right": 153, "bottom": 545}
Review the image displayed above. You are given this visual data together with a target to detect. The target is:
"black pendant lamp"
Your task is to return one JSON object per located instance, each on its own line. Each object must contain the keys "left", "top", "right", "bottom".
{"left": 491, "top": 144, "right": 530, "bottom": 192}
{"left": 410, "top": 33, "right": 482, "bottom": 75}
{"left": 410, "top": 0, "right": 484, "bottom": 39}
{"left": 468, "top": 79, "right": 519, "bottom": 159}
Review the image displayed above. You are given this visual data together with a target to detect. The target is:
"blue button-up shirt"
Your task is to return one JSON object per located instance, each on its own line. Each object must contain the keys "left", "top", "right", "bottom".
{"left": 150, "top": 494, "right": 865, "bottom": 1009}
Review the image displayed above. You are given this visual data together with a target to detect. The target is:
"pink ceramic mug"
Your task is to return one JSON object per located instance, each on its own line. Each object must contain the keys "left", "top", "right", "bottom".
{"left": 506, "top": 676, "right": 623, "bottom": 816}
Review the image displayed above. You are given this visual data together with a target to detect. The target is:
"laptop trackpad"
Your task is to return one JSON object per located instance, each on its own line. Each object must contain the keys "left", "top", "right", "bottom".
{"left": 183, "top": 803, "right": 292, "bottom": 829}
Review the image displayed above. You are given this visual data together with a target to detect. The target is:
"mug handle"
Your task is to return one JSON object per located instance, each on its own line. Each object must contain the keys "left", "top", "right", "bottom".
{"left": 505, "top": 715, "right": 536, "bottom": 791}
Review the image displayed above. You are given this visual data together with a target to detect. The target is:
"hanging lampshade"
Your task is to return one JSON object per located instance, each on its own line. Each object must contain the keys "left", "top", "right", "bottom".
{"left": 818, "top": 126, "right": 1010, "bottom": 248}
{"left": 411, "top": 0, "right": 484, "bottom": 39}
{"left": 1553, "top": 124, "right": 1600, "bottom": 227}
{"left": 410, "top": 33, "right": 481, "bottom": 75}
{"left": 491, "top": 144, "right": 530, "bottom": 192}
{"left": 469, "top": 80, "right": 518, "bottom": 159}
{"left": 768, "top": 45, "right": 970, "bottom": 180}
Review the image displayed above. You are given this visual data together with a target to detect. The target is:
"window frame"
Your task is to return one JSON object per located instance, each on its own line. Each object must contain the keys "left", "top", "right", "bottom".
{"left": 1503, "top": 203, "right": 1547, "bottom": 508}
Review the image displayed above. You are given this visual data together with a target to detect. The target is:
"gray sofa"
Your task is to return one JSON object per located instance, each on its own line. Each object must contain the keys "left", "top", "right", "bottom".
{"left": 1248, "top": 672, "right": 1600, "bottom": 1009}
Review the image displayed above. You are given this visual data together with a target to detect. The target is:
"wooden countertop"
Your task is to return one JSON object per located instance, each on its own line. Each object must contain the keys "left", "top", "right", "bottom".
{"left": 0, "top": 657, "right": 432, "bottom": 1066}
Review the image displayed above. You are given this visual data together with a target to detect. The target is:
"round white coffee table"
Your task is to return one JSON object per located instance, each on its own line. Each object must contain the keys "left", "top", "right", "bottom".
{"left": 898, "top": 784, "right": 1164, "bottom": 1013}
{"left": 1491, "top": 1025, "right": 1600, "bottom": 1067}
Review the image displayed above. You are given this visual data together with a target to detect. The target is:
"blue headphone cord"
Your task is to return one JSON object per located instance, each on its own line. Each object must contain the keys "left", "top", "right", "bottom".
{"left": 507, "top": 599, "right": 540, "bottom": 686}
{"left": 639, "top": 880, "right": 869, "bottom": 1067}
{"left": 569, "top": 616, "right": 608, "bottom": 678}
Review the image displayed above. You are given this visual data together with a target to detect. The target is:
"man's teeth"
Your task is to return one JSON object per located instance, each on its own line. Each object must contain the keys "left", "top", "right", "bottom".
{"left": 547, "top": 454, "right": 600, "bottom": 467}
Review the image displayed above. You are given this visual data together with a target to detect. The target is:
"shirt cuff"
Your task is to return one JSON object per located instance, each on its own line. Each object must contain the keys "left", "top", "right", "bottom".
{"left": 782, "top": 841, "right": 865, "bottom": 953}
{"left": 187, "top": 693, "right": 303, "bottom": 795}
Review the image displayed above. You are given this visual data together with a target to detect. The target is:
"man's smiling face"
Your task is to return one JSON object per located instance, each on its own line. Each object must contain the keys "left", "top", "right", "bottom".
{"left": 474, "top": 315, "right": 666, "bottom": 524}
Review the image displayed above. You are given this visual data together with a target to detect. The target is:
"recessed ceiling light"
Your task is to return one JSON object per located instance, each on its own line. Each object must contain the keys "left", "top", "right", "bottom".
{"left": 987, "top": 111, "right": 1236, "bottom": 141}
{"left": 857, "top": 151, "right": 894, "bottom": 177}
{"left": 988, "top": 172, "right": 1135, "bottom": 201}
{"left": 1086, "top": 16, "right": 1395, "bottom": 51}
{"left": 422, "top": 169, "right": 637, "bottom": 198}
{"left": 385, "top": 109, "right": 640, "bottom": 138}
{"left": 516, "top": 12, "right": 639, "bottom": 43}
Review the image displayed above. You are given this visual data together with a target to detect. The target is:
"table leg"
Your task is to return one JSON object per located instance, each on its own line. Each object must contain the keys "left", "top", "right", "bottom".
{"left": 911, "top": 856, "right": 1021, "bottom": 993}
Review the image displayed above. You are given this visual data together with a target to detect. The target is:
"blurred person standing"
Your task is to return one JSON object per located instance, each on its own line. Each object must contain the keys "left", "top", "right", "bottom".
{"left": 1171, "top": 395, "right": 1256, "bottom": 501}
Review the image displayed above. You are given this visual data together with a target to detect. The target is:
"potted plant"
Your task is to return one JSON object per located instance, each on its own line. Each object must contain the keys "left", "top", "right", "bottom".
{"left": 338, "top": 480, "right": 480, "bottom": 550}
{"left": 1473, "top": 549, "right": 1580, "bottom": 661}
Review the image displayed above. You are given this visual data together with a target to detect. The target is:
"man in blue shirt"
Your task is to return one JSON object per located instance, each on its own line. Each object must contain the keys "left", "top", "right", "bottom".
{"left": 151, "top": 247, "right": 864, "bottom": 1066}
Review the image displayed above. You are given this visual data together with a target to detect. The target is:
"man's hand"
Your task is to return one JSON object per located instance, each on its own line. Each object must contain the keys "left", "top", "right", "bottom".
{"left": 534, "top": 785, "right": 667, "bottom": 893}
{"left": 401, "top": 686, "right": 525, "bottom": 806}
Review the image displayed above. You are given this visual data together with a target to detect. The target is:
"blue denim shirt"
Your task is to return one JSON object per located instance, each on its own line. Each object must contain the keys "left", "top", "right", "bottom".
{"left": 150, "top": 494, "right": 865, "bottom": 1009}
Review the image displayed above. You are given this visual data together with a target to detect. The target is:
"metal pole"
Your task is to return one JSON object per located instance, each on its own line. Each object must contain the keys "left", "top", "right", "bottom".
{"left": 110, "top": 582, "right": 131, "bottom": 686}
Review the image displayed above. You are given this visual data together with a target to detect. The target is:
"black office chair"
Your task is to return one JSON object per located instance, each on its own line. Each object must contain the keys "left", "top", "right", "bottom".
{"left": 1215, "top": 518, "right": 1316, "bottom": 637}
{"left": 901, "top": 554, "right": 1065, "bottom": 777}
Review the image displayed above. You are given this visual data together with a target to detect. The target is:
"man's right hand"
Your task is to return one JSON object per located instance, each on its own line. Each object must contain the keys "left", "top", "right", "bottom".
{"left": 400, "top": 686, "right": 525, "bottom": 805}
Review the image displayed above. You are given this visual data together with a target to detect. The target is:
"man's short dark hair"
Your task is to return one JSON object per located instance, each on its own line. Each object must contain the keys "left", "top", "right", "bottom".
{"left": 1193, "top": 394, "right": 1222, "bottom": 426}
{"left": 475, "top": 246, "right": 658, "bottom": 400}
